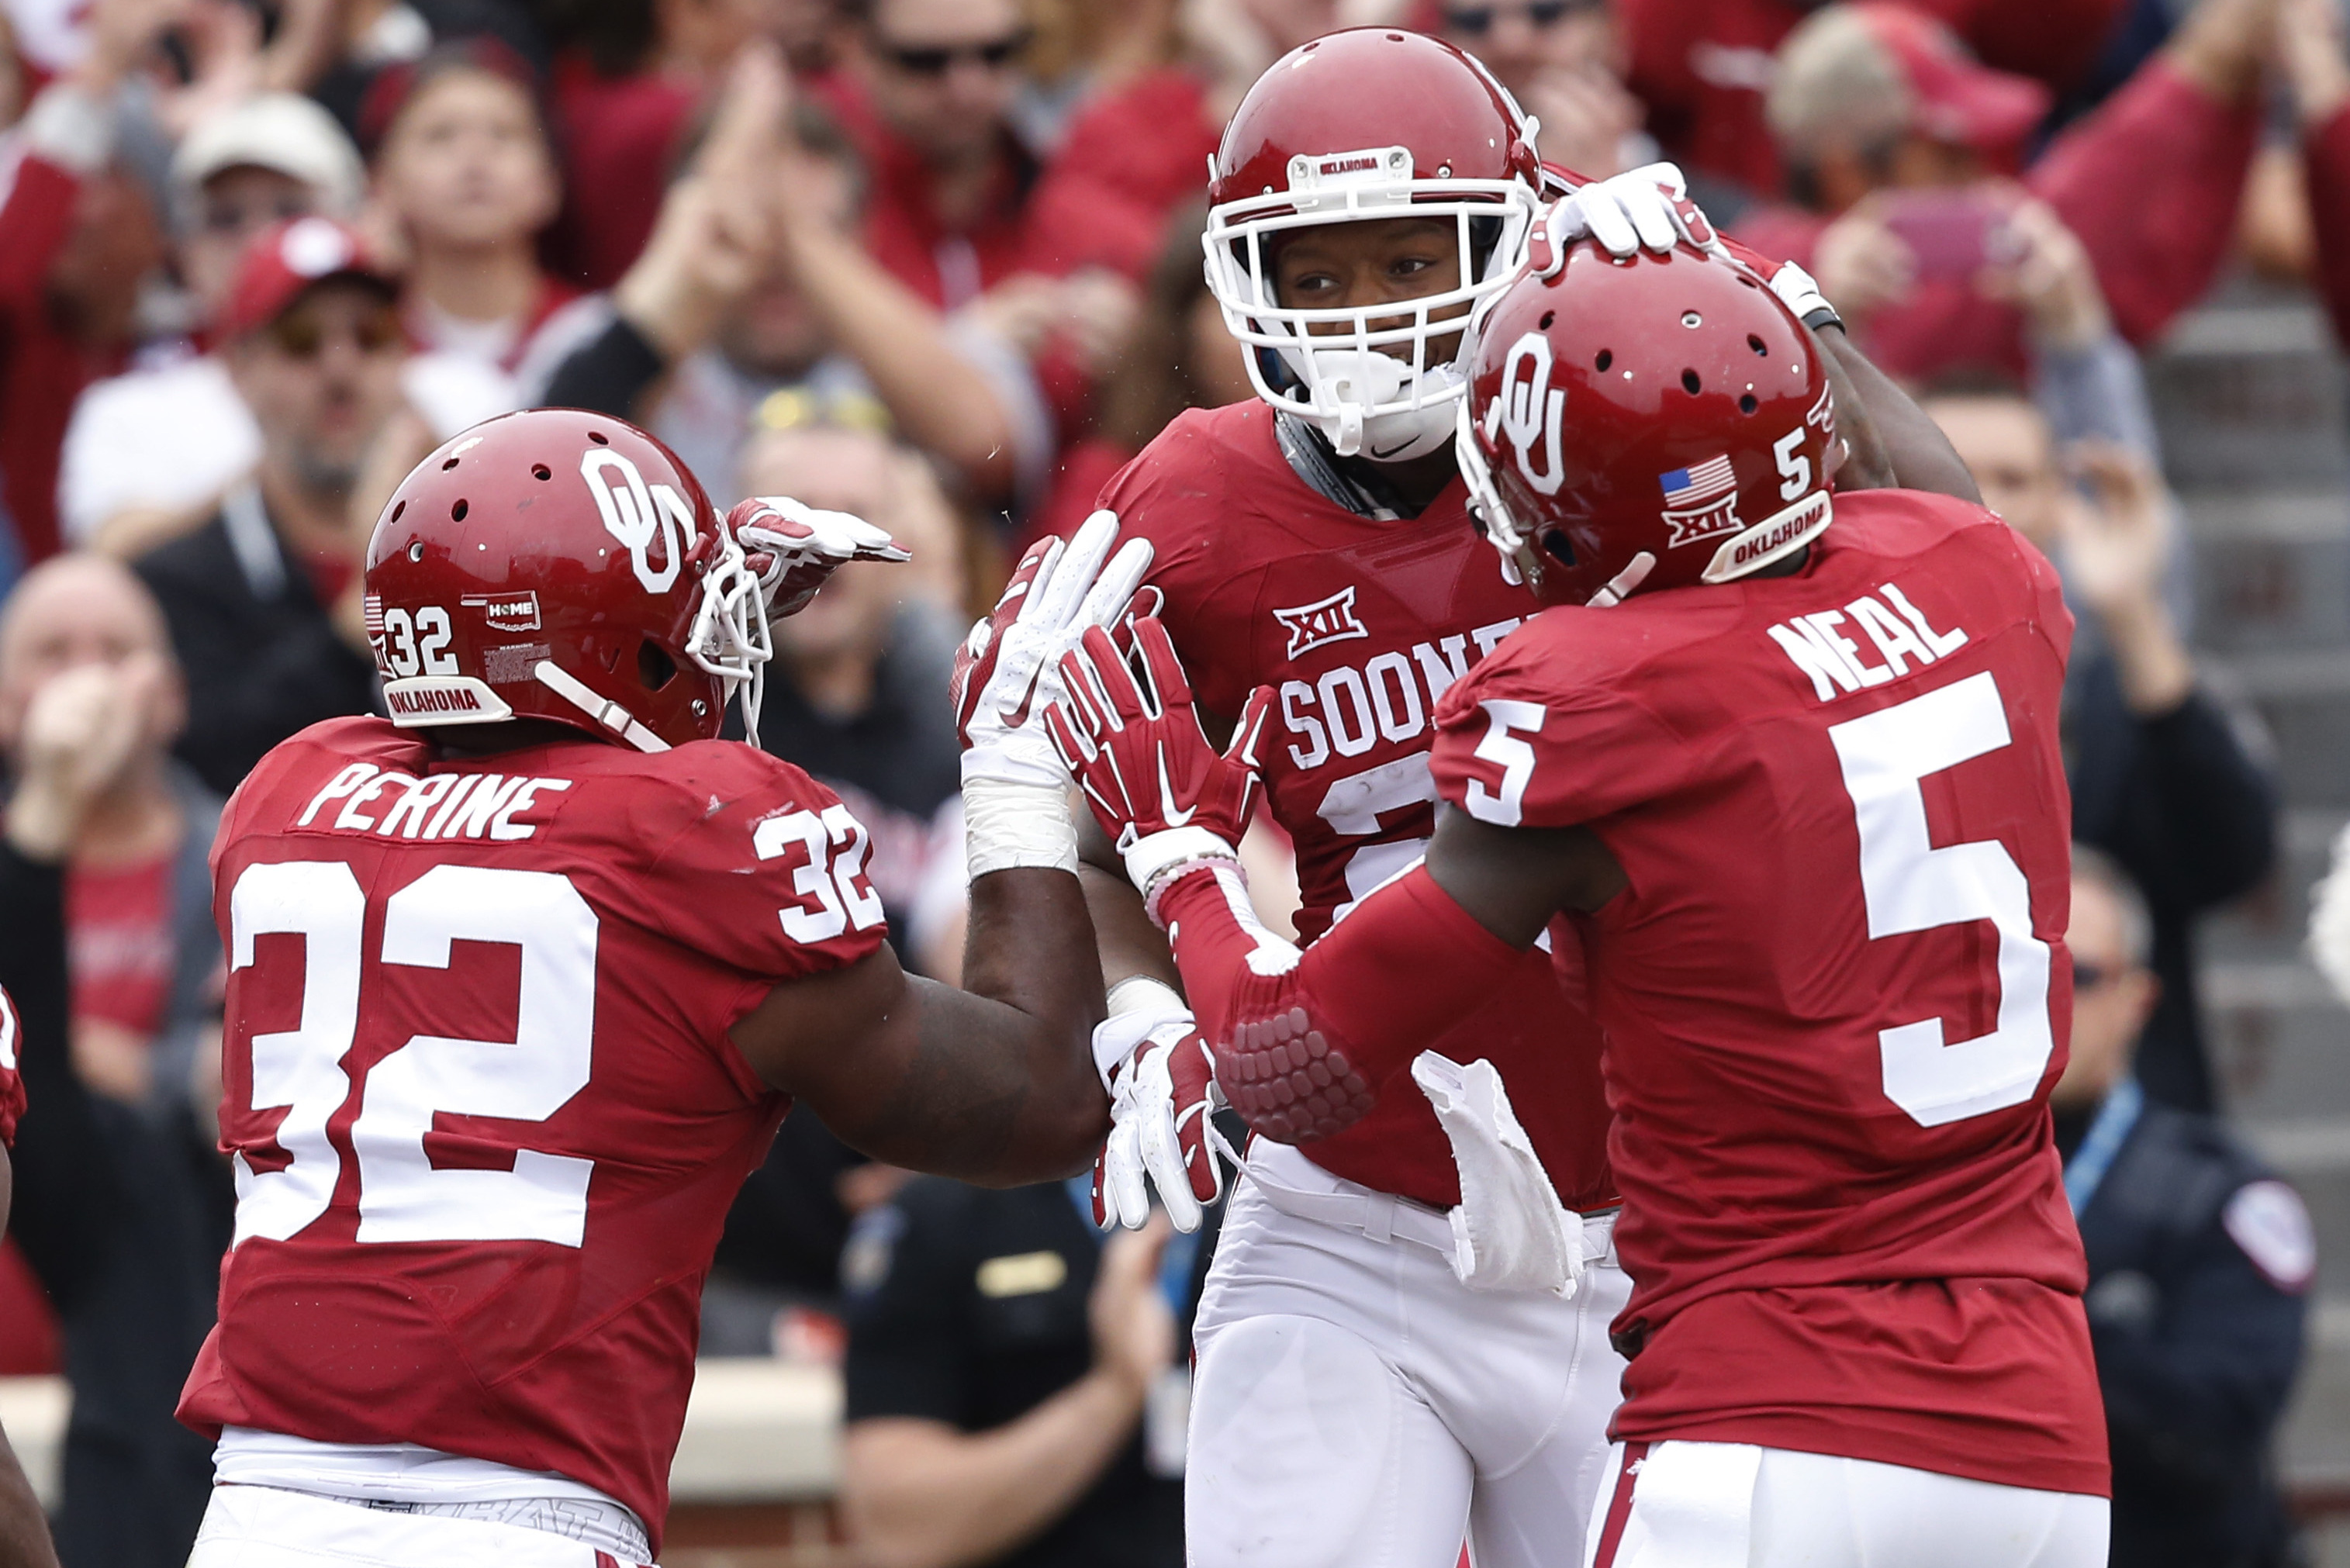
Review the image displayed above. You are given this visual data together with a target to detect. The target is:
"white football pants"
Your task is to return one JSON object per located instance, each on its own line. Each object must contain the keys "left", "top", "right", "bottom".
{"left": 185, "top": 1484, "right": 648, "bottom": 1568}
{"left": 1585, "top": 1441, "right": 2110, "bottom": 1568}
{"left": 1187, "top": 1141, "right": 1631, "bottom": 1568}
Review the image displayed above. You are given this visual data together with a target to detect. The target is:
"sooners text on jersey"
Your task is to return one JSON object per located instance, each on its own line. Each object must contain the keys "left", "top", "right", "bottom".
{"left": 1430, "top": 490, "right": 2106, "bottom": 1497}
{"left": 1098, "top": 400, "right": 1613, "bottom": 1212}
{"left": 177, "top": 717, "right": 886, "bottom": 1548}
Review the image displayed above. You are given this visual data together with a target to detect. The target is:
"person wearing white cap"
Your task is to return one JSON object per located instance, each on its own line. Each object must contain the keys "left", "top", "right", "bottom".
{"left": 56, "top": 92, "right": 365, "bottom": 559}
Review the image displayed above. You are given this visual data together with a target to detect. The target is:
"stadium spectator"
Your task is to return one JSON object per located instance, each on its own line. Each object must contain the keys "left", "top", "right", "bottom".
{"left": 1026, "top": 202, "right": 1253, "bottom": 551}
{"left": 541, "top": 43, "right": 1046, "bottom": 506}
{"left": 1431, "top": 0, "right": 1652, "bottom": 181}
{"left": 842, "top": 1192, "right": 1203, "bottom": 1568}
{"left": 1743, "top": 0, "right": 2273, "bottom": 382}
{"left": 2055, "top": 848, "right": 2310, "bottom": 1568}
{"left": 2280, "top": 0, "right": 2350, "bottom": 348}
{"left": 1757, "top": 0, "right": 2265, "bottom": 381}
{"left": 0, "top": 0, "right": 177, "bottom": 567}
{"left": 0, "top": 565, "right": 233, "bottom": 1568}
{"left": 703, "top": 420, "right": 969, "bottom": 1352}
{"left": 361, "top": 40, "right": 603, "bottom": 399}
{"left": 134, "top": 218, "right": 399, "bottom": 796}
{"left": 0, "top": 558, "right": 223, "bottom": 1109}
{"left": 1925, "top": 385, "right": 2277, "bottom": 1114}
{"left": 57, "top": 91, "right": 366, "bottom": 558}
{"left": 543, "top": 0, "right": 783, "bottom": 288}
{"left": 1616, "top": 0, "right": 2130, "bottom": 200}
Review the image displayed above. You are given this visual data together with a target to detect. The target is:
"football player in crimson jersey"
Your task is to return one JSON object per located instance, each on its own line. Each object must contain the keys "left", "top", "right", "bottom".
{"left": 0, "top": 985, "right": 63, "bottom": 1568}
{"left": 1054, "top": 239, "right": 2109, "bottom": 1566}
{"left": 1053, "top": 26, "right": 1962, "bottom": 1568}
{"left": 175, "top": 409, "right": 1142, "bottom": 1568}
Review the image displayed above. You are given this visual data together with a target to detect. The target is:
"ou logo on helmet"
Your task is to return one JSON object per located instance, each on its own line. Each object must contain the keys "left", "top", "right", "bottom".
{"left": 582, "top": 449, "right": 698, "bottom": 593}
{"left": 1484, "top": 330, "right": 1566, "bottom": 496}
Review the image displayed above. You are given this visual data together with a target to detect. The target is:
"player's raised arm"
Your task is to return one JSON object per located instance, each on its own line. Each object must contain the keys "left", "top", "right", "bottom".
{"left": 731, "top": 515, "right": 1151, "bottom": 1186}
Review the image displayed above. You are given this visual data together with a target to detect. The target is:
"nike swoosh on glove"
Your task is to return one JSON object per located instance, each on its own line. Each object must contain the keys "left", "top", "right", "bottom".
{"left": 727, "top": 496, "right": 910, "bottom": 620}
{"left": 1045, "top": 615, "right": 1273, "bottom": 917}
{"left": 1091, "top": 1005, "right": 1233, "bottom": 1235}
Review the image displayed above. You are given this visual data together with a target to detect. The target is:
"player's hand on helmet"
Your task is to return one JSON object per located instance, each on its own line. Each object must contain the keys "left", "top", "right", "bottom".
{"left": 725, "top": 496, "right": 910, "bottom": 620}
{"left": 1091, "top": 1000, "right": 1234, "bottom": 1235}
{"left": 952, "top": 509, "right": 1153, "bottom": 790}
{"left": 1549, "top": 162, "right": 1729, "bottom": 264}
{"left": 1045, "top": 615, "right": 1273, "bottom": 914}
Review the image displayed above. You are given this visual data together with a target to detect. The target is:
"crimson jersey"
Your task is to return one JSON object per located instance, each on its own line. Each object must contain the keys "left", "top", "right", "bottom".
{"left": 1430, "top": 490, "right": 2106, "bottom": 1497}
{"left": 178, "top": 717, "right": 886, "bottom": 1546}
{"left": 1099, "top": 400, "right": 1613, "bottom": 1212}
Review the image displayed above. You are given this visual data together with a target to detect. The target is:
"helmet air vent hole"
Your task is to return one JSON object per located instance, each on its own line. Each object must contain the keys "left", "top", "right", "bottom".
{"left": 389, "top": 500, "right": 406, "bottom": 523}
{"left": 441, "top": 457, "right": 460, "bottom": 470}
{"left": 638, "top": 641, "right": 678, "bottom": 691}
{"left": 1540, "top": 310, "right": 1555, "bottom": 329}
{"left": 532, "top": 463, "right": 552, "bottom": 481}
{"left": 1595, "top": 348, "right": 1612, "bottom": 371}
{"left": 1749, "top": 334, "right": 1768, "bottom": 356}
{"left": 451, "top": 499, "right": 468, "bottom": 521}
{"left": 1740, "top": 393, "right": 1759, "bottom": 413}
{"left": 1681, "top": 311, "right": 1702, "bottom": 328}
{"left": 588, "top": 430, "right": 610, "bottom": 446}
{"left": 407, "top": 541, "right": 423, "bottom": 561}
{"left": 1681, "top": 369, "right": 1702, "bottom": 394}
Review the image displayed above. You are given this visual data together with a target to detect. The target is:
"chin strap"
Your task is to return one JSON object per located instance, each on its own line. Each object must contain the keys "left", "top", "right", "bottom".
{"left": 532, "top": 661, "right": 670, "bottom": 754}
{"left": 686, "top": 520, "right": 773, "bottom": 749}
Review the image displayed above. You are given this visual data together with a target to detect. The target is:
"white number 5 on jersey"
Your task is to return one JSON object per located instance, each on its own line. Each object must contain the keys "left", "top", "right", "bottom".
{"left": 1829, "top": 671, "right": 2055, "bottom": 1128}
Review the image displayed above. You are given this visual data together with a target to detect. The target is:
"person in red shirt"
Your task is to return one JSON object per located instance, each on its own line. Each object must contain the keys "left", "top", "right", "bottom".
{"left": 0, "top": 552, "right": 235, "bottom": 1566}
{"left": 175, "top": 407, "right": 1121, "bottom": 1566}
{"left": 1617, "top": 0, "right": 2129, "bottom": 199}
{"left": 1738, "top": 0, "right": 2272, "bottom": 383}
{"left": 362, "top": 41, "right": 600, "bottom": 397}
{"left": 1051, "top": 236, "right": 2106, "bottom": 1566}
{"left": 543, "top": 0, "right": 790, "bottom": 290}
{"left": 0, "top": 554, "right": 217, "bottom": 1105}
{"left": 827, "top": 0, "right": 1042, "bottom": 309}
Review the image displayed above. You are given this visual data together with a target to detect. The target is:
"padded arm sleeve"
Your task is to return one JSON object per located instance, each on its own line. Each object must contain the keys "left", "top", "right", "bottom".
{"left": 1157, "top": 862, "right": 1528, "bottom": 1143}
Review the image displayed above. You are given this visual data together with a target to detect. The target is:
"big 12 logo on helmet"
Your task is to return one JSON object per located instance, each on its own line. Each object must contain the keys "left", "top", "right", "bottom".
{"left": 581, "top": 449, "right": 699, "bottom": 593}
{"left": 1484, "top": 331, "right": 1566, "bottom": 496}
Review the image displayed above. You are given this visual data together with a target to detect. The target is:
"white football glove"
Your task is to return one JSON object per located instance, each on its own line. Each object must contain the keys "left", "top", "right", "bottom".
{"left": 1547, "top": 162, "right": 1730, "bottom": 264}
{"left": 726, "top": 496, "right": 910, "bottom": 620}
{"left": 952, "top": 509, "right": 1153, "bottom": 875}
{"left": 1091, "top": 985, "right": 1235, "bottom": 1235}
{"left": 1766, "top": 258, "right": 1844, "bottom": 333}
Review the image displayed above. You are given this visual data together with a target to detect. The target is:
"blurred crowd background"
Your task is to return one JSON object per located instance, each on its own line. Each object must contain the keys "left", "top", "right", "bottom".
{"left": 0, "top": 0, "right": 2345, "bottom": 1563}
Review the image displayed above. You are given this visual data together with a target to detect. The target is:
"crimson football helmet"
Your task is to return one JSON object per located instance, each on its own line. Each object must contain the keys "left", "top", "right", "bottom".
{"left": 362, "top": 408, "right": 768, "bottom": 751}
{"left": 1457, "top": 238, "right": 1837, "bottom": 607}
{"left": 1204, "top": 28, "right": 1541, "bottom": 461}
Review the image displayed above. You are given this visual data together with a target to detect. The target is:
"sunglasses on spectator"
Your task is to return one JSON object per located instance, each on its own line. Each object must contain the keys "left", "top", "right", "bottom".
{"left": 268, "top": 304, "right": 404, "bottom": 360}
{"left": 879, "top": 30, "right": 1029, "bottom": 75}
{"left": 1443, "top": 0, "right": 1598, "bottom": 33}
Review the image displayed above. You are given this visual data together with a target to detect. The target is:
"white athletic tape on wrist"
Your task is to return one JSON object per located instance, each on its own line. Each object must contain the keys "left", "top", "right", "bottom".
{"left": 1123, "top": 826, "right": 1243, "bottom": 924}
{"left": 960, "top": 740, "right": 1078, "bottom": 793}
{"left": 963, "top": 777, "right": 1079, "bottom": 877}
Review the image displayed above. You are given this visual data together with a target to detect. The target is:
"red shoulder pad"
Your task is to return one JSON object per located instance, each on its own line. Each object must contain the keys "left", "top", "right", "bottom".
{"left": 634, "top": 742, "right": 891, "bottom": 982}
